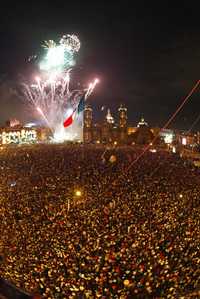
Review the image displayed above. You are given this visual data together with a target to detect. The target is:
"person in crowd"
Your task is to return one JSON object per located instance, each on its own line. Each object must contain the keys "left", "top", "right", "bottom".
{"left": 0, "top": 144, "right": 199, "bottom": 298}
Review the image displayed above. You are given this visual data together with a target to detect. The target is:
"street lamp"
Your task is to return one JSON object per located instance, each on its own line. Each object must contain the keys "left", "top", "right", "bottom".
{"left": 75, "top": 190, "right": 82, "bottom": 197}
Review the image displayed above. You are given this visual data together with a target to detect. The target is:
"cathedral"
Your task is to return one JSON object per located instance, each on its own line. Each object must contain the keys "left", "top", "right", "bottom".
{"left": 83, "top": 104, "right": 129, "bottom": 144}
{"left": 83, "top": 104, "right": 156, "bottom": 145}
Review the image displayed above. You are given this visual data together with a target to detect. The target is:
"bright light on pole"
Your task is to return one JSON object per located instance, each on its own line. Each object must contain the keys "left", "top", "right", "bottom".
{"left": 75, "top": 190, "right": 82, "bottom": 197}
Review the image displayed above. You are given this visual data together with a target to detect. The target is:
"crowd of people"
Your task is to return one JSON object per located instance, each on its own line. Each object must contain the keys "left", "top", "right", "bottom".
{"left": 0, "top": 144, "right": 199, "bottom": 298}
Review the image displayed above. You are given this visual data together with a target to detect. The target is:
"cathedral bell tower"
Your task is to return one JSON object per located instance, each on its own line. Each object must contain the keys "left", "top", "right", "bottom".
{"left": 83, "top": 104, "right": 93, "bottom": 143}
{"left": 118, "top": 104, "right": 127, "bottom": 128}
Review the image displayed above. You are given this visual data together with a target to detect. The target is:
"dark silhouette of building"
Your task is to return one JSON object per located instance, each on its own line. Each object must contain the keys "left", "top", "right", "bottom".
{"left": 131, "top": 117, "right": 154, "bottom": 145}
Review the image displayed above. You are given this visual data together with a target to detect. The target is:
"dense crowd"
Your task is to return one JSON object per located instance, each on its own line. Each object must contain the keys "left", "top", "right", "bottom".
{"left": 0, "top": 144, "right": 199, "bottom": 298}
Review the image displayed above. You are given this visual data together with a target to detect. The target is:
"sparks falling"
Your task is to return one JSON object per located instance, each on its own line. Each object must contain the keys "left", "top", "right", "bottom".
{"left": 23, "top": 34, "right": 99, "bottom": 142}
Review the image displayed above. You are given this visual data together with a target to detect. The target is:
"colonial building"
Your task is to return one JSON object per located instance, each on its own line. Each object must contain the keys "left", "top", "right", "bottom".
{"left": 0, "top": 120, "right": 51, "bottom": 145}
{"left": 83, "top": 104, "right": 129, "bottom": 144}
{"left": 0, "top": 126, "right": 37, "bottom": 144}
{"left": 127, "top": 117, "right": 154, "bottom": 145}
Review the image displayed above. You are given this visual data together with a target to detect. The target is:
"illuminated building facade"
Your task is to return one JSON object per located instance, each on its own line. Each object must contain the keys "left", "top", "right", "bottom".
{"left": 196, "top": 132, "right": 200, "bottom": 145}
{"left": 118, "top": 104, "right": 127, "bottom": 128}
{"left": 0, "top": 127, "right": 37, "bottom": 144}
{"left": 83, "top": 105, "right": 93, "bottom": 143}
{"left": 137, "top": 117, "right": 148, "bottom": 128}
{"left": 83, "top": 104, "right": 128, "bottom": 144}
{"left": 118, "top": 105, "right": 128, "bottom": 143}
{"left": 0, "top": 119, "right": 52, "bottom": 145}
{"left": 159, "top": 129, "right": 175, "bottom": 144}
{"left": 2, "top": 107, "right": 199, "bottom": 148}
{"left": 106, "top": 109, "right": 115, "bottom": 124}
{"left": 92, "top": 124, "right": 101, "bottom": 143}
{"left": 176, "top": 131, "right": 196, "bottom": 147}
{"left": 128, "top": 117, "right": 154, "bottom": 145}
{"left": 84, "top": 105, "right": 93, "bottom": 128}
{"left": 127, "top": 127, "right": 137, "bottom": 135}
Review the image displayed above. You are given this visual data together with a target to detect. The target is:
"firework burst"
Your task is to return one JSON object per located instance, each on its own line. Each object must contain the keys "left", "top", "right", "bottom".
{"left": 23, "top": 34, "right": 99, "bottom": 142}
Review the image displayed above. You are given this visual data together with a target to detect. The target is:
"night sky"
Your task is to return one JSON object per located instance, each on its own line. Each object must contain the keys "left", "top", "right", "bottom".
{"left": 0, "top": 1, "right": 200, "bottom": 129}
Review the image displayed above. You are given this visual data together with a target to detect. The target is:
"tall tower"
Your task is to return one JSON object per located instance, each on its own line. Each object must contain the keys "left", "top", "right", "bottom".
{"left": 83, "top": 105, "right": 93, "bottom": 143}
{"left": 106, "top": 109, "right": 115, "bottom": 124}
{"left": 118, "top": 104, "right": 127, "bottom": 128}
{"left": 84, "top": 104, "right": 93, "bottom": 128}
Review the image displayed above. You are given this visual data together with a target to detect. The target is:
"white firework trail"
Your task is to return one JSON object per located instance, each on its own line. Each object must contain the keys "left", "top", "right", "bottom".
{"left": 23, "top": 34, "right": 99, "bottom": 143}
{"left": 23, "top": 72, "right": 98, "bottom": 142}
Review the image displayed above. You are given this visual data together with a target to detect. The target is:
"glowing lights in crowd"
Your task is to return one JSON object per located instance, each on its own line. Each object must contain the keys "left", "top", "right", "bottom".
{"left": 74, "top": 190, "right": 82, "bottom": 197}
{"left": 149, "top": 149, "right": 157, "bottom": 153}
{"left": 109, "top": 155, "right": 117, "bottom": 163}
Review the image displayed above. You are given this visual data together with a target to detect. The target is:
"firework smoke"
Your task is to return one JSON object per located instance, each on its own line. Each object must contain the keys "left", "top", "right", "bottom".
{"left": 23, "top": 34, "right": 98, "bottom": 142}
